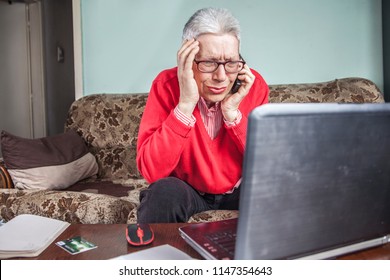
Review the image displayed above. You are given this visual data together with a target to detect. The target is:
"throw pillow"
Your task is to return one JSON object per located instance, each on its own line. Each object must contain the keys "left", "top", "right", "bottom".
{"left": 0, "top": 130, "right": 98, "bottom": 190}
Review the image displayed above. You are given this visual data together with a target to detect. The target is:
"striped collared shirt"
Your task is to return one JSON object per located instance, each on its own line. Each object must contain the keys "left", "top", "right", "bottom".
{"left": 174, "top": 97, "right": 242, "bottom": 139}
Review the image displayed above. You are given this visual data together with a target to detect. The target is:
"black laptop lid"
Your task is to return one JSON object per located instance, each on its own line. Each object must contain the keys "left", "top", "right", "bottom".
{"left": 235, "top": 103, "right": 390, "bottom": 259}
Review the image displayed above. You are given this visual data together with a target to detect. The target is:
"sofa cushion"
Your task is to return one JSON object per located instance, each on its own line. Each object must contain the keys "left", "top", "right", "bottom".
{"left": 0, "top": 130, "right": 98, "bottom": 190}
{"left": 65, "top": 94, "right": 147, "bottom": 180}
{"left": 0, "top": 189, "right": 135, "bottom": 224}
{"left": 66, "top": 178, "right": 149, "bottom": 199}
{"left": 188, "top": 210, "right": 239, "bottom": 223}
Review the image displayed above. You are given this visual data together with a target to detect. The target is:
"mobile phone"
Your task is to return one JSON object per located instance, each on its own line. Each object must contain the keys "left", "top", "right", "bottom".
{"left": 231, "top": 79, "right": 242, "bottom": 93}
{"left": 231, "top": 54, "right": 245, "bottom": 94}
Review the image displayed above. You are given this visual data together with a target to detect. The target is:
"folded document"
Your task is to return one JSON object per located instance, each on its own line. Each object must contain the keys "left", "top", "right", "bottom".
{"left": 0, "top": 214, "right": 70, "bottom": 259}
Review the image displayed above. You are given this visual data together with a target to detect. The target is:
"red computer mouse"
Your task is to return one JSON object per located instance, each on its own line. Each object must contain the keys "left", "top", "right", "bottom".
{"left": 126, "top": 223, "right": 154, "bottom": 246}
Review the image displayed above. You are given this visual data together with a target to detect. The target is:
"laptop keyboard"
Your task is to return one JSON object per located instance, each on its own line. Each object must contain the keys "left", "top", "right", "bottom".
{"left": 204, "top": 230, "right": 237, "bottom": 259}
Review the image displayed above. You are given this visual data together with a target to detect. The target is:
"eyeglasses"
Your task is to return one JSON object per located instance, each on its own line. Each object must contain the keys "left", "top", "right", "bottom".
{"left": 193, "top": 59, "right": 246, "bottom": 73}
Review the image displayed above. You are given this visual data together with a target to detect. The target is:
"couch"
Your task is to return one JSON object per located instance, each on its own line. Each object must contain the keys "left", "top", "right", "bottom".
{"left": 0, "top": 77, "right": 385, "bottom": 224}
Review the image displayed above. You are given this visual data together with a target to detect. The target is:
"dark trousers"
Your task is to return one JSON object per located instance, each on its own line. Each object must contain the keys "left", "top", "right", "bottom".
{"left": 137, "top": 177, "right": 240, "bottom": 223}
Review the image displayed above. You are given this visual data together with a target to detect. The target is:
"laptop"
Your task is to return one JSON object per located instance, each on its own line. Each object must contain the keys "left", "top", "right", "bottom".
{"left": 179, "top": 103, "right": 390, "bottom": 259}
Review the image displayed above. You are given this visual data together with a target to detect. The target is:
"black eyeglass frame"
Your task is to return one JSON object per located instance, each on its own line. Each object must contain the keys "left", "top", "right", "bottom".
{"left": 193, "top": 58, "right": 246, "bottom": 74}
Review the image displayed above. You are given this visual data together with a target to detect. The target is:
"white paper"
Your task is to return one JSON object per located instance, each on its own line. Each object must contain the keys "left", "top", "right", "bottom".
{"left": 0, "top": 214, "right": 69, "bottom": 258}
{"left": 111, "top": 244, "right": 194, "bottom": 260}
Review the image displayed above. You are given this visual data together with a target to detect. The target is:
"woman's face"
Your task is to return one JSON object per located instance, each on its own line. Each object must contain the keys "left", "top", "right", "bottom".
{"left": 193, "top": 33, "right": 240, "bottom": 106}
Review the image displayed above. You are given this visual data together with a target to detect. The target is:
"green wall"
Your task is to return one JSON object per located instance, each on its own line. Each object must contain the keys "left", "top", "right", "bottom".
{"left": 80, "top": 0, "right": 383, "bottom": 95}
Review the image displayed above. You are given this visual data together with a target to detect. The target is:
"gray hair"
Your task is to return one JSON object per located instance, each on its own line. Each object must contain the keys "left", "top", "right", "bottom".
{"left": 182, "top": 7, "right": 241, "bottom": 44}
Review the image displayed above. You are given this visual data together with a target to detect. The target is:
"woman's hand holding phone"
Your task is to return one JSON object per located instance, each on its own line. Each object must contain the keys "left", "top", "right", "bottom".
{"left": 234, "top": 64, "right": 256, "bottom": 95}
{"left": 222, "top": 64, "right": 256, "bottom": 122}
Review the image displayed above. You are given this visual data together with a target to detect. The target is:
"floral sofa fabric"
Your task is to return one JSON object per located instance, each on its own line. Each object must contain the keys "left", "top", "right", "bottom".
{"left": 0, "top": 77, "right": 385, "bottom": 224}
{"left": 0, "top": 189, "right": 133, "bottom": 224}
{"left": 65, "top": 94, "right": 146, "bottom": 181}
{"left": 269, "top": 77, "right": 383, "bottom": 103}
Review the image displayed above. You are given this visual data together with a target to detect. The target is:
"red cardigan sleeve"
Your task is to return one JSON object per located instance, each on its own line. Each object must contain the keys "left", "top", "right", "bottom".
{"left": 136, "top": 70, "right": 192, "bottom": 183}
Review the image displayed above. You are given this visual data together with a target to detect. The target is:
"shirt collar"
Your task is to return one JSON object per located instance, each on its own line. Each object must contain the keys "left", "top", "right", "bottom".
{"left": 198, "top": 97, "right": 221, "bottom": 112}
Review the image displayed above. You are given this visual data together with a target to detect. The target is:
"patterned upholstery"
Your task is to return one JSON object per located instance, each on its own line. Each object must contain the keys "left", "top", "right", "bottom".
{"left": 0, "top": 189, "right": 134, "bottom": 224}
{"left": 269, "top": 78, "right": 384, "bottom": 103}
{"left": 0, "top": 78, "right": 385, "bottom": 224}
{"left": 64, "top": 94, "right": 146, "bottom": 181}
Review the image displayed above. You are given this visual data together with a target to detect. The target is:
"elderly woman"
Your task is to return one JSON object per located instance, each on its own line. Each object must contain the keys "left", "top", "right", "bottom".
{"left": 136, "top": 7, "right": 269, "bottom": 222}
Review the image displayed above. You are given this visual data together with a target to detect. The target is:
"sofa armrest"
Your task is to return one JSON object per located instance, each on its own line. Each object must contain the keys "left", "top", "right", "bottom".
{"left": 0, "top": 159, "right": 14, "bottom": 189}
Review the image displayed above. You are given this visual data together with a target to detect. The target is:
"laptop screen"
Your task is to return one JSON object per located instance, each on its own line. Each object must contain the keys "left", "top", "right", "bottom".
{"left": 180, "top": 103, "right": 390, "bottom": 260}
{"left": 235, "top": 103, "right": 390, "bottom": 259}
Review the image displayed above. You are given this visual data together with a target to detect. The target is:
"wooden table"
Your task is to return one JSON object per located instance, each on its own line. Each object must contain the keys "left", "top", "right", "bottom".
{"left": 13, "top": 224, "right": 390, "bottom": 260}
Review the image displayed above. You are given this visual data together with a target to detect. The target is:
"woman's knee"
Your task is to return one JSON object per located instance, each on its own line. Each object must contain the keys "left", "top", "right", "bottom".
{"left": 137, "top": 177, "right": 197, "bottom": 223}
{"left": 140, "top": 177, "right": 191, "bottom": 204}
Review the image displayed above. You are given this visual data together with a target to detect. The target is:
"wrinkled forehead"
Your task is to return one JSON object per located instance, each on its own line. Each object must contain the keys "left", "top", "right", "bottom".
{"left": 196, "top": 33, "right": 240, "bottom": 60}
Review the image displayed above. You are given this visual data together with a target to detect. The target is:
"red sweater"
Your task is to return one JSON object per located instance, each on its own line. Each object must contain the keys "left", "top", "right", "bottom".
{"left": 137, "top": 67, "right": 269, "bottom": 194}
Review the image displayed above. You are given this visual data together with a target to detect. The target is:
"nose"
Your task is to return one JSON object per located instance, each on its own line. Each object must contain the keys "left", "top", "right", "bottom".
{"left": 212, "top": 64, "right": 227, "bottom": 82}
